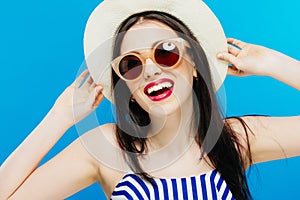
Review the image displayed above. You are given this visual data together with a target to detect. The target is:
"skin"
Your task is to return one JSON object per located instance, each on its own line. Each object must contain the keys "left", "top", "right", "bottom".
{"left": 120, "top": 21, "right": 196, "bottom": 148}
{"left": 0, "top": 20, "right": 299, "bottom": 199}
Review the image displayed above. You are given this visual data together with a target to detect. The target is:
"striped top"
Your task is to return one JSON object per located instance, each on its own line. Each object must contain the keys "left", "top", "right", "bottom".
{"left": 110, "top": 169, "right": 235, "bottom": 200}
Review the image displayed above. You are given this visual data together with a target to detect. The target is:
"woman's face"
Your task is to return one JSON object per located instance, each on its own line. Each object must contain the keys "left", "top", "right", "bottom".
{"left": 118, "top": 20, "right": 195, "bottom": 116}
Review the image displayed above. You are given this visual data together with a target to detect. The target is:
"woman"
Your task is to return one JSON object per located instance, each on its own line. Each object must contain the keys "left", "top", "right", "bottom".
{"left": 0, "top": 0, "right": 299, "bottom": 199}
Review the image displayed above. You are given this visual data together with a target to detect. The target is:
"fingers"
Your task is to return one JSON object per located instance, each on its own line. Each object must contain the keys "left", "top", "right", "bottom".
{"left": 81, "top": 75, "right": 94, "bottom": 90}
{"left": 93, "top": 87, "right": 104, "bottom": 109}
{"left": 217, "top": 52, "right": 241, "bottom": 68}
{"left": 85, "top": 76, "right": 94, "bottom": 85}
{"left": 72, "top": 69, "right": 90, "bottom": 87}
{"left": 217, "top": 52, "right": 245, "bottom": 76}
{"left": 227, "top": 38, "right": 247, "bottom": 49}
{"left": 227, "top": 66, "right": 243, "bottom": 76}
{"left": 91, "top": 86, "right": 104, "bottom": 109}
{"left": 73, "top": 70, "right": 100, "bottom": 92}
{"left": 228, "top": 45, "right": 240, "bottom": 56}
{"left": 89, "top": 82, "right": 97, "bottom": 92}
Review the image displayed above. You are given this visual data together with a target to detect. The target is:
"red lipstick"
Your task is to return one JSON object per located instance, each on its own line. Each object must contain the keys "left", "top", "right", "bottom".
{"left": 144, "top": 78, "right": 174, "bottom": 101}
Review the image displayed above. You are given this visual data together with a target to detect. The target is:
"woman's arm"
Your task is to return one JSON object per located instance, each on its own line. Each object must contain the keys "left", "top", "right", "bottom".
{"left": 217, "top": 38, "right": 300, "bottom": 90}
{"left": 219, "top": 39, "right": 300, "bottom": 165}
{"left": 8, "top": 131, "right": 101, "bottom": 200}
{"left": 228, "top": 115, "right": 300, "bottom": 165}
{"left": 0, "top": 111, "right": 70, "bottom": 199}
{"left": 0, "top": 70, "right": 104, "bottom": 199}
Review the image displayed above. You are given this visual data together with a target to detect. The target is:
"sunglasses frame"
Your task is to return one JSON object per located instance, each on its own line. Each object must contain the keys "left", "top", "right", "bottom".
{"left": 111, "top": 37, "right": 191, "bottom": 82}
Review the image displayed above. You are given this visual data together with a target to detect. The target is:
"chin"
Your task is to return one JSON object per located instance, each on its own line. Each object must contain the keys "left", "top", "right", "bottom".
{"left": 134, "top": 85, "right": 194, "bottom": 117}
{"left": 150, "top": 94, "right": 192, "bottom": 117}
{"left": 149, "top": 102, "right": 179, "bottom": 117}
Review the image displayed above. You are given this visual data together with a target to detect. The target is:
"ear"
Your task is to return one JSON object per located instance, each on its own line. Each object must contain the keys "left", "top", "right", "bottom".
{"left": 193, "top": 66, "right": 198, "bottom": 78}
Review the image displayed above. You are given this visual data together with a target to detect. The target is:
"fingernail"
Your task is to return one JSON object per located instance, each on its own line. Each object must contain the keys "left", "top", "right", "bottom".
{"left": 217, "top": 53, "right": 224, "bottom": 59}
{"left": 96, "top": 86, "right": 103, "bottom": 93}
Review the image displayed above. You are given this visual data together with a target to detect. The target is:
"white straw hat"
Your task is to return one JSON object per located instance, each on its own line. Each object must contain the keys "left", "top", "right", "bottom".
{"left": 84, "top": 0, "right": 228, "bottom": 102}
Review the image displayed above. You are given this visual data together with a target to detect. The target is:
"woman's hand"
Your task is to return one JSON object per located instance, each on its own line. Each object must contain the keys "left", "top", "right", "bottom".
{"left": 0, "top": 69, "right": 104, "bottom": 200}
{"left": 217, "top": 38, "right": 283, "bottom": 77}
{"left": 51, "top": 69, "right": 104, "bottom": 127}
{"left": 217, "top": 38, "right": 300, "bottom": 90}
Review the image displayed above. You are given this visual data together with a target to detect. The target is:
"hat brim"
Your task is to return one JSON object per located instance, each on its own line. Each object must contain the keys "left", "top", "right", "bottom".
{"left": 84, "top": 0, "right": 228, "bottom": 102}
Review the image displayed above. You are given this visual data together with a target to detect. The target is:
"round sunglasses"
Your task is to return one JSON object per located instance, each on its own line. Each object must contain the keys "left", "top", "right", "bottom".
{"left": 111, "top": 38, "right": 190, "bottom": 81}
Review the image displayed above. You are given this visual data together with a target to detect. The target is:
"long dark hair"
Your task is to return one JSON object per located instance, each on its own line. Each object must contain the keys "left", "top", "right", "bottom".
{"left": 112, "top": 11, "right": 253, "bottom": 200}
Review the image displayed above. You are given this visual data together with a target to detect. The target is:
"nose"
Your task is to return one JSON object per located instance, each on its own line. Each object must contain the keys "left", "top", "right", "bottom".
{"left": 143, "top": 58, "right": 162, "bottom": 79}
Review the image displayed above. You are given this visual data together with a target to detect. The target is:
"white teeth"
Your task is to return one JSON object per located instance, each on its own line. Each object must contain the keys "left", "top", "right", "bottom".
{"left": 147, "top": 82, "right": 173, "bottom": 94}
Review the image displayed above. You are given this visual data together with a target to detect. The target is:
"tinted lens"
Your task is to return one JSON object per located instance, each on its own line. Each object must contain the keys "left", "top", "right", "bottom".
{"left": 119, "top": 55, "right": 143, "bottom": 80}
{"left": 155, "top": 41, "right": 180, "bottom": 67}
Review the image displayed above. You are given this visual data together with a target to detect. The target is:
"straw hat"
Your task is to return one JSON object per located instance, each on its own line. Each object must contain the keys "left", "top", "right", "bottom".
{"left": 84, "top": 0, "right": 228, "bottom": 102}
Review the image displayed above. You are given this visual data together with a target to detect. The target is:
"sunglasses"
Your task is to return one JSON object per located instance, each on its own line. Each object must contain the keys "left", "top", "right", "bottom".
{"left": 112, "top": 38, "right": 190, "bottom": 81}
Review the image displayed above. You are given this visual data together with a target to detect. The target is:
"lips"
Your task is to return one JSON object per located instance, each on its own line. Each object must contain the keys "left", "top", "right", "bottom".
{"left": 144, "top": 78, "right": 174, "bottom": 101}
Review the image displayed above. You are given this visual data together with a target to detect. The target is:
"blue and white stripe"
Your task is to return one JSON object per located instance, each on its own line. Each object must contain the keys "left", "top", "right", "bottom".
{"left": 110, "top": 170, "right": 235, "bottom": 200}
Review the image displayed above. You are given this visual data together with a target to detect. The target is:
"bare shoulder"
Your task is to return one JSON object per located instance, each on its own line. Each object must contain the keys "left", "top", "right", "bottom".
{"left": 5, "top": 123, "right": 124, "bottom": 199}
{"left": 79, "top": 123, "right": 128, "bottom": 196}
{"left": 79, "top": 123, "right": 127, "bottom": 172}
{"left": 227, "top": 115, "right": 300, "bottom": 137}
{"left": 226, "top": 116, "right": 266, "bottom": 135}
{"left": 80, "top": 123, "right": 117, "bottom": 144}
{"left": 226, "top": 115, "right": 300, "bottom": 165}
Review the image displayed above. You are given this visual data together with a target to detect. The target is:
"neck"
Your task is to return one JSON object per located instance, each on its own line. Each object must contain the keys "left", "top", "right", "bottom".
{"left": 147, "top": 95, "right": 196, "bottom": 151}
{"left": 139, "top": 94, "right": 199, "bottom": 172}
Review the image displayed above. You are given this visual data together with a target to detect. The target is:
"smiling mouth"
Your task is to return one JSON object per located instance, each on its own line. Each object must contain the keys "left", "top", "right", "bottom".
{"left": 144, "top": 78, "right": 174, "bottom": 101}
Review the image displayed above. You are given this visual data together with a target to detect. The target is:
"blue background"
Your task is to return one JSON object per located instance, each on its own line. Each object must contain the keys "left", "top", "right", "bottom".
{"left": 0, "top": 0, "right": 299, "bottom": 199}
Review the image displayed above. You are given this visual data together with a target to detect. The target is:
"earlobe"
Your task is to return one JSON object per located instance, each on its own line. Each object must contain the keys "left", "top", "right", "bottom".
{"left": 193, "top": 67, "right": 198, "bottom": 79}
{"left": 130, "top": 95, "right": 136, "bottom": 103}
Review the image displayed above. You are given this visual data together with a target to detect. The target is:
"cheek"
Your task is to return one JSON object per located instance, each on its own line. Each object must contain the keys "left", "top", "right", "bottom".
{"left": 126, "top": 80, "right": 141, "bottom": 95}
{"left": 127, "top": 82, "right": 150, "bottom": 111}
{"left": 177, "top": 63, "right": 194, "bottom": 86}
{"left": 173, "top": 65, "right": 195, "bottom": 99}
{"left": 132, "top": 90, "right": 154, "bottom": 114}
{"left": 174, "top": 78, "right": 193, "bottom": 101}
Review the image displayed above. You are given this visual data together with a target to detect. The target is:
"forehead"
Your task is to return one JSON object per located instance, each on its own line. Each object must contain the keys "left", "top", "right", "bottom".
{"left": 120, "top": 20, "right": 178, "bottom": 54}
